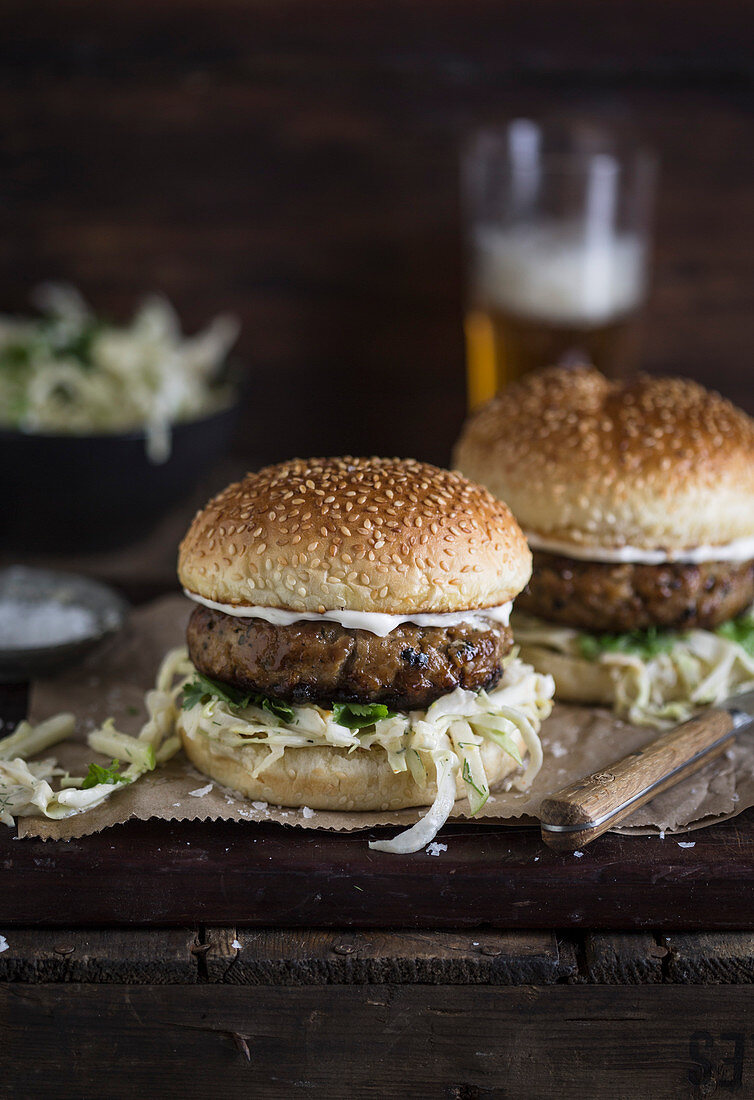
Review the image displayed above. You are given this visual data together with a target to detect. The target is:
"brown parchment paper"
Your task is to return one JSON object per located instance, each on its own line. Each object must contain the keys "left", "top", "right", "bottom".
{"left": 18, "top": 595, "right": 754, "bottom": 841}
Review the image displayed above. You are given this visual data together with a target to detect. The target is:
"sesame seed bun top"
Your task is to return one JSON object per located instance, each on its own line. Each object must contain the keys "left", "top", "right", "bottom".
{"left": 178, "top": 456, "right": 531, "bottom": 614}
{"left": 453, "top": 366, "right": 754, "bottom": 553}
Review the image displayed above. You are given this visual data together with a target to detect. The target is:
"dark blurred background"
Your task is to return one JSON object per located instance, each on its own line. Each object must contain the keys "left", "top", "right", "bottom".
{"left": 2, "top": 0, "right": 753, "bottom": 470}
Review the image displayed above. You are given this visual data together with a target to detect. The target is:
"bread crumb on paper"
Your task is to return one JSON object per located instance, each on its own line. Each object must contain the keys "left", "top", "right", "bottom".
{"left": 426, "top": 841, "right": 448, "bottom": 857}
{"left": 188, "top": 783, "right": 213, "bottom": 798}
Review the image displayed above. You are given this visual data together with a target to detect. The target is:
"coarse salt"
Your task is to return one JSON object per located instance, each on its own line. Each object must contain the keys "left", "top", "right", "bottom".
{"left": 426, "top": 842, "right": 448, "bottom": 857}
{"left": 0, "top": 600, "right": 98, "bottom": 649}
{"left": 188, "top": 784, "right": 213, "bottom": 798}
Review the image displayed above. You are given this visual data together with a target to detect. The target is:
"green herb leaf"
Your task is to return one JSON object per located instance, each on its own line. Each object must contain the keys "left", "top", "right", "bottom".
{"left": 81, "top": 759, "right": 130, "bottom": 789}
{"left": 716, "top": 615, "right": 754, "bottom": 657}
{"left": 181, "top": 673, "right": 250, "bottom": 711}
{"left": 0, "top": 342, "right": 32, "bottom": 370}
{"left": 181, "top": 673, "right": 294, "bottom": 720}
{"left": 256, "top": 696, "right": 295, "bottom": 721}
{"left": 578, "top": 626, "right": 681, "bottom": 662}
{"left": 331, "top": 702, "right": 397, "bottom": 729}
{"left": 461, "top": 757, "right": 489, "bottom": 816}
{"left": 462, "top": 758, "right": 487, "bottom": 801}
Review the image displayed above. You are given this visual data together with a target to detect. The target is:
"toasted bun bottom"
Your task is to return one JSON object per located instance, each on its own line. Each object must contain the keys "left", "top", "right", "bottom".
{"left": 517, "top": 644, "right": 616, "bottom": 706}
{"left": 178, "top": 721, "right": 525, "bottom": 812}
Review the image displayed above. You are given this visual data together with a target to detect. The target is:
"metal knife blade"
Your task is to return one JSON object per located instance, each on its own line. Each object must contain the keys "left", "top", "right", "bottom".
{"left": 727, "top": 687, "right": 754, "bottom": 729}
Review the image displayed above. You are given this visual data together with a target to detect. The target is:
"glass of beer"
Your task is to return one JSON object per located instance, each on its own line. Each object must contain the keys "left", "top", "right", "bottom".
{"left": 462, "top": 118, "right": 656, "bottom": 408}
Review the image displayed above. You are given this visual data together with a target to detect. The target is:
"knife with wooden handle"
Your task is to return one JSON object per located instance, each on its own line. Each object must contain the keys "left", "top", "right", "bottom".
{"left": 539, "top": 693, "right": 754, "bottom": 851}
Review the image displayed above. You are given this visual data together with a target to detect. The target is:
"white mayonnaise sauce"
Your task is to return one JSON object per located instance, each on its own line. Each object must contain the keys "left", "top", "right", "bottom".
{"left": 184, "top": 590, "right": 512, "bottom": 638}
{"left": 525, "top": 531, "right": 754, "bottom": 565}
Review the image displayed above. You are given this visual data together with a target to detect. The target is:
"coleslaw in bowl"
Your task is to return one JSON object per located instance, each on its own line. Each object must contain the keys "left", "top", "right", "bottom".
{"left": 0, "top": 283, "right": 239, "bottom": 463}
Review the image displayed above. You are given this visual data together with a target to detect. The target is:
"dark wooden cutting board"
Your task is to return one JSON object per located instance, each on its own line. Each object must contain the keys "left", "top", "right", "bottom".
{"left": 3, "top": 684, "right": 753, "bottom": 930}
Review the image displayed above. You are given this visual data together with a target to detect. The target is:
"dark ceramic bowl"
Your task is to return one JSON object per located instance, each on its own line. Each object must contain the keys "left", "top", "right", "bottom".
{"left": 0, "top": 401, "right": 238, "bottom": 554}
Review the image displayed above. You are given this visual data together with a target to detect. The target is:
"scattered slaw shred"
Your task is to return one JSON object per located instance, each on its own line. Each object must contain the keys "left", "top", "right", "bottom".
{"left": 0, "top": 283, "right": 239, "bottom": 463}
{"left": 0, "top": 656, "right": 183, "bottom": 826}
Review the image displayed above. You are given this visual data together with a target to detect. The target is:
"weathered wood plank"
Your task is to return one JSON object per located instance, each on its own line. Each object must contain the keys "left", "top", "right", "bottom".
{"left": 0, "top": 928, "right": 198, "bottom": 984}
{"left": 664, "top": 933, "right": 754, "bottom": 984}
{"left": 583, "top": 933, "right": 666, "bottom": 984}
{"left": 204, "top": 928, "right": 577, "bottom": 985}
{"left": 4, "top": 814, "right": 754, "bottom": 930}
{"left": 2, "top": 984, "right": 752, "bottom": 1098}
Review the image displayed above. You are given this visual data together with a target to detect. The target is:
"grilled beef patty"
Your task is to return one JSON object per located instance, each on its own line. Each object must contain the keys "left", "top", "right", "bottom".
{"left": 187, "top": 605, "right": 512, "bottom": 710}
{"left": 518, "top": 551, "right": 754, "bottom": 633}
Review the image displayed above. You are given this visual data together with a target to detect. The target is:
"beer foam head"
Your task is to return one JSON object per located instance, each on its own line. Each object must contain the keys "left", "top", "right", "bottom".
{"left": 472, "top": 222, "right": 645, "bottom": 326}
{"left": 453, "top": 366, "right": 754, "bottom": 553}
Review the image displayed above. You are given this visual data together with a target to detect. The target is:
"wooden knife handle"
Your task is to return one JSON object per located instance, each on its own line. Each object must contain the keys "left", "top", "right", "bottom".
{"left": 539, "top": 709, "right": 736, "bottom": 852}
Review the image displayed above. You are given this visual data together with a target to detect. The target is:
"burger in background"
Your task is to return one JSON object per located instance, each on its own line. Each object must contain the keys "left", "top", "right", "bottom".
{"left": 171, "top": 457, "right": 554, "bottom": 852}
{"left": 454, "top": 366, "right": 754, "bottom": 728}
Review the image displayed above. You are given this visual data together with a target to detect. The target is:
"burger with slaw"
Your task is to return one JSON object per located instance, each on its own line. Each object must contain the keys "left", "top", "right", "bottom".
{"left": 454, "top": 366, "right": 754, "bottom": 728}
{"left": 171, "top": 456, "right": 554, "bottom": 852}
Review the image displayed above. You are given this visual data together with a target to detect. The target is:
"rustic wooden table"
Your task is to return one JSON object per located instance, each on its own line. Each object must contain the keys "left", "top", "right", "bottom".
{"left": 2, "top": 545, "right": 754, "bottom": 1099}
{"left": 2, "top": 925, "right": 753, "bottom": 1096}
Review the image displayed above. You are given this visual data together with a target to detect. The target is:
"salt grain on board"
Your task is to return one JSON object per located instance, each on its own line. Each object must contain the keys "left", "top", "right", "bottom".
{"left": 0, "top": 935, "right": 8, "bottom": 953}
{"left": 188, "top": 784, "right": 213, "bottom": 798}
{"left": 678, "top": 841, "right": 696, "bottom": 848}
{"left": 426, "top": 842, "right": 448, "bottom": 856}
{"left": 301, "top": 806, "right": 315, "bottom": 819}
{"left": 231, "top": 939, "right": 242, "bottom": 950}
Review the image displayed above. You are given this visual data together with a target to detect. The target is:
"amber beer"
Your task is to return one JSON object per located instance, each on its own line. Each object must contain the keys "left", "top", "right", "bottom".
{"left": 465, "top": 306, "right": 644, "bottom": 408}
{"left": 465, "top": 223, "right": 646, "bottom": 408}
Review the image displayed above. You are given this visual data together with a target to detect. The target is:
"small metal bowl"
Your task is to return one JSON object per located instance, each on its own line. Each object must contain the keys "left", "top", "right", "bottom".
{"left": 0, "top": 566, "right": 128, "bottom": 682}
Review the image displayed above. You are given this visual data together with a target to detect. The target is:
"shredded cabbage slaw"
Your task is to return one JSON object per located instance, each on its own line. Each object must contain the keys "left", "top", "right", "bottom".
{"left": 0, "top": 653, "right": 183, "bottom": 827}
{"left": 0, "top": 283, "right": 239, "bottom": 463}
{"left": 513, "top": 609, "right": 754, "bottom": 729}
{"left": 175, "top": 648, "right": 554, "bottom": 854}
